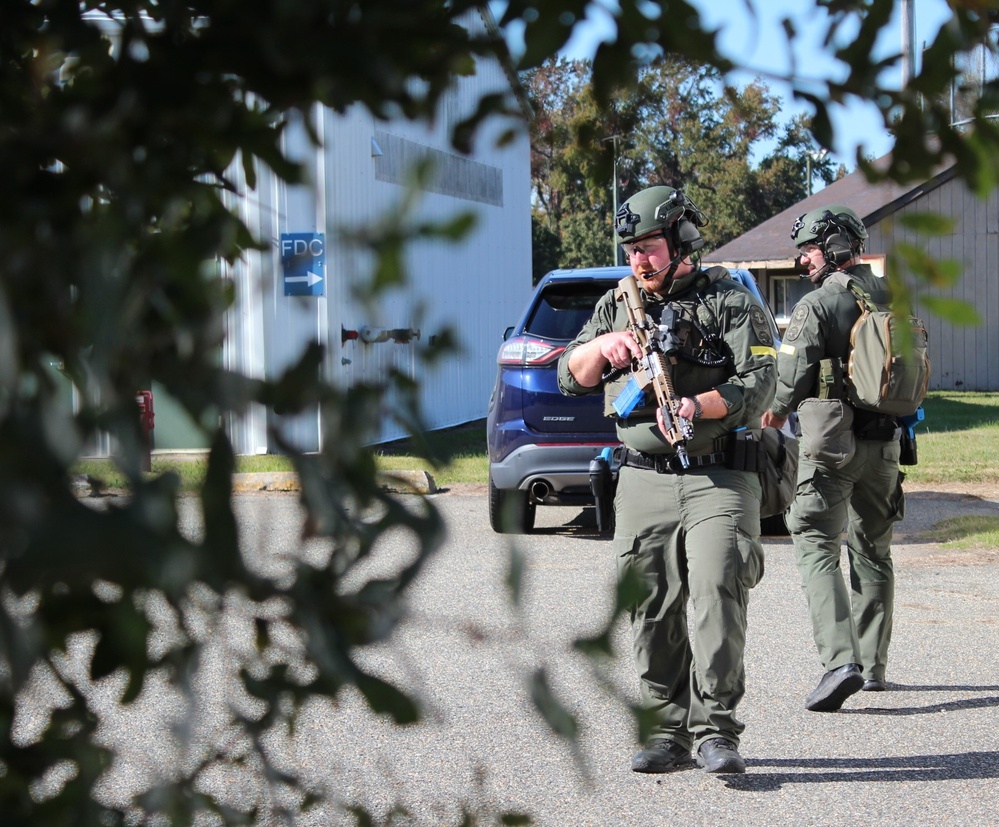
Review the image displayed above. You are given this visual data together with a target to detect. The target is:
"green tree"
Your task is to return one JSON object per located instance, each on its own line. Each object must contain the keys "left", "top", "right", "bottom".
{"left": 2, "top": 0, "right": 997, "bottom": 822}
{"left": 560, "top": 208, "right": 617, "bottom": 269}
{"left": 531, "top": 212, "right": 563, "bottom": 282}
{"left": 625, "top": 57, "right": 793, "bottom": 247}
{"left": 523, "top": 58, "right": 613, "bottom": 271}
{"left": 524, "top": 58, "right": 594, "bottom": 228}
{"left": 525, "top": 55, "right": 832, "bottom": 259}
{"left": 754, "top": 115, "right": 839, "bottom": 214}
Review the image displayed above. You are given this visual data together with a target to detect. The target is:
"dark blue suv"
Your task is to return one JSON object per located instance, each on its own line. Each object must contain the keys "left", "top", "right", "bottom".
{"left": 486, "top": 265, "right": 784, "bottom": 534}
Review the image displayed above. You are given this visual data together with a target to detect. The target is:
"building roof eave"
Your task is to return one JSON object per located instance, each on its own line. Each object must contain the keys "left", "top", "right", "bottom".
{"left": 715, "top": 258, "right": 799, "bottom": 271}
{"left": 703, "top": 151, "right": 959, "bottom": 266}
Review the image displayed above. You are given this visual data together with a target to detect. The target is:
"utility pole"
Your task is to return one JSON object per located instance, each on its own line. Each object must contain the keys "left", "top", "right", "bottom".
{"left": 602, "top": 134, "right": 626, "bottom": 265}
{"left": 806, "top": 148, "right": 829, "bottom": 196}
{"left": 901, "top": 0, "right": 915, "bottom": 88}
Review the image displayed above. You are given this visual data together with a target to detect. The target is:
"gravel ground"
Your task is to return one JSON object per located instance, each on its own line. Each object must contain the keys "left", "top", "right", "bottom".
{"left": 15, "top": 481, "right": 999, "bottom": 826}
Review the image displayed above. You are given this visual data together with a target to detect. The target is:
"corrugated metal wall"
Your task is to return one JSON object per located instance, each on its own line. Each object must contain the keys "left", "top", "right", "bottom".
{"left": 867, "top": 180, "right": 999, "bottom": 392}
{"left": 223, "top": 25, "right": 532, "bottom": 453}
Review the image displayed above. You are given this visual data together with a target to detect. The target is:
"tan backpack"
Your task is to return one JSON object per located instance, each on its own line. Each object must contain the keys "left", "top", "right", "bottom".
{"left": 827, "top": 276, "right": 931, "bottom": 417}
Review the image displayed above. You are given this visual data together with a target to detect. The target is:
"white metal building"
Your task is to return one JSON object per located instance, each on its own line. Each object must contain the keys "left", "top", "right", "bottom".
{"left": 146, "top": 11, "right": 534, "bottom": 453}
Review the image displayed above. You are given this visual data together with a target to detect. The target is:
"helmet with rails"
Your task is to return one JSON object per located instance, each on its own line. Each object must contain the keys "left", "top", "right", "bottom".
{"left": 614, "top": 185, "right": 709, "bottom": 259}
{"left": 790, "top": 205, "right": 868, "bottom": 268}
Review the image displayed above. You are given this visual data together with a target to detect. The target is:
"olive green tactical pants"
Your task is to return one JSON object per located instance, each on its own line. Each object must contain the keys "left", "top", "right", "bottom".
{"left": 786, "top": 438, "right": 904, "bottom": 682}
{"left": 613, "top": 465, "right": 764, "bottom": 751}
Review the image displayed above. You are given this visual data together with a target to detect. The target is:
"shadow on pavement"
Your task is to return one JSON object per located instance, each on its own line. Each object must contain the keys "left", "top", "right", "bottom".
{"left": 841, "top": 693, "right": 999, "bottom": 716}
{"left": 721, "top": 751, "right": 999, "bottom": 791}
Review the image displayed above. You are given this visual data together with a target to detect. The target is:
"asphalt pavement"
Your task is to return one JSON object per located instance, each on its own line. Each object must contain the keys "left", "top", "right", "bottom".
{"left": 19, "top": 483, "right": 999, "bottom": 826}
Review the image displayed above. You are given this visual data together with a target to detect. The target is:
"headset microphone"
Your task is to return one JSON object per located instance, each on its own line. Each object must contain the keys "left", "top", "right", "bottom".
{"left": 638, "top": 252, "right": 684, "bottom": 284}
{"left": 639, "top": 261, "right": 672, "bottom": 281}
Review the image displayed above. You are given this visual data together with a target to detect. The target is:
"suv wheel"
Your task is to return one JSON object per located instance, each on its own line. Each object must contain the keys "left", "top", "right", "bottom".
{"left": 488, "top": 474, "right": 536, "bottom": 534}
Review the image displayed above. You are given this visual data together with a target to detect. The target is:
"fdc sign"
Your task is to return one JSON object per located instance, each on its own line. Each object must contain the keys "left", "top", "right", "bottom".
{"left": 280, "top": 232, "right": 326, "bottom": 297}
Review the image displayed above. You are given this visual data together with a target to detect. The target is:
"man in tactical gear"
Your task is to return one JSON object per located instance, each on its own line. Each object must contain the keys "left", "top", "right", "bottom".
{"left": 762, "top": 206, "right": 904, "bottom": 711}
{"left": 558, "top": 185, "right": 777, "bottom": 774}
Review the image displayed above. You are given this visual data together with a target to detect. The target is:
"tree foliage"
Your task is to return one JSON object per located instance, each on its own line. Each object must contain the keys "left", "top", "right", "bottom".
{"left": 525, "top": 56, "right": 843, "bottom": 276}
{"left": 2, "top": 0, "right": 998, "bottom": 822}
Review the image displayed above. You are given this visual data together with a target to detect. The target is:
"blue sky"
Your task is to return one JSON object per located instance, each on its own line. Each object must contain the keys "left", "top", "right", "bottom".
{"left": 556, "top": 0, "right": 954, "bottom": 178}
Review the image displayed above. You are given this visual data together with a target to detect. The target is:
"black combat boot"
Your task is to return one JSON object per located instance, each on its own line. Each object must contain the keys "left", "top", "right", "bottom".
{"left": 805, "top": 663, "right": 864, "bottom": 711}
{"left": 696, "top": 738, "right": 746, "bottom": 774}
{"left": 631, "top": 739, "right": 693, "bottom": 773}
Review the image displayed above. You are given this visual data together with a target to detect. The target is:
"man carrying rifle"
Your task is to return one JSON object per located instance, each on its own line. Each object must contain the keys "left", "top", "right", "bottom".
{"left": 558, "top": 185, "right": 776, "bottom": 775}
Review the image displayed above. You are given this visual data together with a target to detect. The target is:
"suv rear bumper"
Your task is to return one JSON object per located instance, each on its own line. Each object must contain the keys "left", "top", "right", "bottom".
{"left": 490, "top": 442, "right": 620, "bottom": 502}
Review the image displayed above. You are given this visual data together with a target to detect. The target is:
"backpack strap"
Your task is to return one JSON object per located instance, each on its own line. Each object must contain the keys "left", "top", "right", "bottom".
{"left": 825, "top": 271, "right": 878, "bottom": 313}
{"left": 822, "top": 271, "right": 853, "bottom": 291}
{"left": 843, "top": 280, "right": 879, "bottom": 313}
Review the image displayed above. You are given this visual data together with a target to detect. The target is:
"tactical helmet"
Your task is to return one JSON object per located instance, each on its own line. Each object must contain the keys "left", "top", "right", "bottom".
{"left": 615, "top": 185, "right": 708, "bottom": 258}
{"left": 790, "top": 205, "right": 868, "bottom": 266}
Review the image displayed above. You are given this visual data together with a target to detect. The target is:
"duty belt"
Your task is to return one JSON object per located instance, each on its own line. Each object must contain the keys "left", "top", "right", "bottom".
{"left": 855, "top": 425, "right": 903, "bottom": 442}
{"left": 854, "top": 413, "right": 902, "bottom": 442}
{"left": 617, "top": 447, "right": 729, "bottom": 475}
{"left": 852, "top": 410, "right": 901, "bottom": 442}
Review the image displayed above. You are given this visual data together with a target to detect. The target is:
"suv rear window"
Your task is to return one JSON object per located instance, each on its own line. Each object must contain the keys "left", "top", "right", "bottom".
{"left": 522, "top": 283, "right": 612, "bottom": 341}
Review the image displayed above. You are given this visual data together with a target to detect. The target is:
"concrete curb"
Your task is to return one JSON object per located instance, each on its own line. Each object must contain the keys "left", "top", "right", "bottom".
{"left": 231, "top": 469, "right": 439, "bottom": 495}
{"left": 375, "top": 470, "right": 439, "bottom": 495}
{"left": 230, "top": 472, "right": 301, "bottom": 493}
{"left": 73, "top": 470, "right": 440, "bottom": 497}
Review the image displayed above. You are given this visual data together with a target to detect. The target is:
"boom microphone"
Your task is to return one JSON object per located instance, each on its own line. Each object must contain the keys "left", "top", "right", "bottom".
{"left": 638, "top": 250, "right": 686, "bottom": 284}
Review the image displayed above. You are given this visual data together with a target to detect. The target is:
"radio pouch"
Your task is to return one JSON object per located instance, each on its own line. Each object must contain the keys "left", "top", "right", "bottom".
{"left": 728, "top": 428, "right": 760, "bottom": 473}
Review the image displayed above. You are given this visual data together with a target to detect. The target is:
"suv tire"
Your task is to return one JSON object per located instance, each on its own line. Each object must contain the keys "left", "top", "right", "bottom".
{"left": 760, "top": 512, "right": 790, "bottom": 536}
{"left": 489, "top": 474, "right": 536, "bottom": 534}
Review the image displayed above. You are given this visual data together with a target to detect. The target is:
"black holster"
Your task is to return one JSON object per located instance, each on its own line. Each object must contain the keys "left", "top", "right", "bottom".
{"left": 589, "top": 455, "right": 616, "bottom": 532}
{"left": 899, "top": 428, "right": 918, "bottom": 465}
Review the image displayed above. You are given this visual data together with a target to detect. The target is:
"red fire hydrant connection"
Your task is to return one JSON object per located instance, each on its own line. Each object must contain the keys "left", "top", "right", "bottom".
{"left": 135, "top": 390, "right": 155, "bottom": 472}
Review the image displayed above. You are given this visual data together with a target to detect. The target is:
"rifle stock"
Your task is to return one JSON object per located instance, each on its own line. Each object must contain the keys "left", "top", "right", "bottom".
{"left": 615, "top": 275, "right": 694, "bottom": 468}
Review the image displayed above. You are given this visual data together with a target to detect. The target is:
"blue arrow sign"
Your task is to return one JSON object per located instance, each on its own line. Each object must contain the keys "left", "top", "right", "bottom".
{"left": 280, "top": 232, "right": 326, "bottom": 297}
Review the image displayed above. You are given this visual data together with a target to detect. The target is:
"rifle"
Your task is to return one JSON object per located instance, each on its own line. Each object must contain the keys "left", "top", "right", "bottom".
{"left": 615, "top": 275, "right": 694, "bottom": 469}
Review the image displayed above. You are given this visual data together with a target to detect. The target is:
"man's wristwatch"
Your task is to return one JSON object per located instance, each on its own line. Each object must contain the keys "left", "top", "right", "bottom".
{"left": 692, "top": 397, "right": 703, "bottom": 420}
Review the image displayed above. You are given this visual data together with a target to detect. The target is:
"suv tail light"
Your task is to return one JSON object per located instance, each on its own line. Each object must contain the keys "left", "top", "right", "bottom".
{"left": 497, "top": 336, "right": 566, "bottom": 366}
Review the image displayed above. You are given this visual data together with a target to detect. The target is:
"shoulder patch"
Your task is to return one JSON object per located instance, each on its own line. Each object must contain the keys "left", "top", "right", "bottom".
{"left": 785, "top": 303, "right": 809, "bottom": 341}
{"left": 749, "top": 305, "right": 774, "bottom": 347}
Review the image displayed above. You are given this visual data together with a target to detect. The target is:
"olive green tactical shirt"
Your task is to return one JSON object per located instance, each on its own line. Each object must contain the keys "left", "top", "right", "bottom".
{"left": 770, "top": 263, "right": 890, "bottom": 418}
{"left": 557, "top": 266, "right": 777, "bottom": 456}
